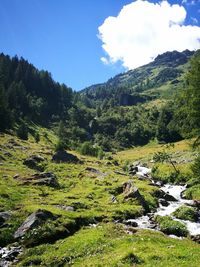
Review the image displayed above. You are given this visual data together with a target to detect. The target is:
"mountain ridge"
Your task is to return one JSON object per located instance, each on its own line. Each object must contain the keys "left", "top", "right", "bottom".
{"left": 81, "top": 50, "right": 194, "bottom": 106}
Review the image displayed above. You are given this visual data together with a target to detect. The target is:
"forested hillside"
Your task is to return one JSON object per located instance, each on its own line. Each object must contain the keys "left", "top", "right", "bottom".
{"left": 0, "top": 54, "right": 73, "bottom": 128}
{"left": 0, "top": 50, "right": 199, "bottom": 152}
{"left": 81, "top": 50, "right": 194, "bottom": 107}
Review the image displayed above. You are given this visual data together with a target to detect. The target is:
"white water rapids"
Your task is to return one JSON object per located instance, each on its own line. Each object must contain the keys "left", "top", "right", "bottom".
{"left": 129, "top": 184, "right": 200, "bottom": 236}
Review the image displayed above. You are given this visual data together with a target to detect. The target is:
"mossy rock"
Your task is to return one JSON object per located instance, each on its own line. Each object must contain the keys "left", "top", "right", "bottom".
{"left": 173, "top": 205, "right": 199, "bottom": 222}
{"left": 155, "top": 215, "right": 188, "bottom": 237}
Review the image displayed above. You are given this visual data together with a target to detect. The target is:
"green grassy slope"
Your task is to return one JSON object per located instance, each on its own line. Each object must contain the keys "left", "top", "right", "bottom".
{"left": 0, "top": 129, "right": 200, "bottom": 266}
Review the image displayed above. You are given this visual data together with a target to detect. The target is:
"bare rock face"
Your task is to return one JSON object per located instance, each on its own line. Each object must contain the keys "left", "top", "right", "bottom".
{"left": 14, "top": 209, "right": 56, "bottom": 239}
{"left": 52, "top": 150, "right": 81, "bottom": 163}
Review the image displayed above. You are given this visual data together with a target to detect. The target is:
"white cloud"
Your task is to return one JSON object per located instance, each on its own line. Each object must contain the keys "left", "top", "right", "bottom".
{"left": 98, "top": 0, "right": 200, "bottom": 70}
{"left": 101, "top": 57, "right": 109, "bottom": 65}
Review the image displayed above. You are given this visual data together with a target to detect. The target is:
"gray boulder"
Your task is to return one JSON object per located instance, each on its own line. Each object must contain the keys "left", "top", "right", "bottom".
{"left": 56, "top": 205, "right": 74, "bottom": 211}
{"left": 85, "top": 167, "right": 107, "bottom": 179}
{"left": 193, "top": 200, "right": 200, "bottom": 209}
{"left": 20, "top": 172, "right": 59, "bottom": 187}
{"left": 123, "top": 181, "right": 150, "bottom": 213}
{"left": 52, "top": 150, "right": 80, "bottom": 163}
{"left": 30, "top": 172, "right": 59, "bottom": 187}
{"left": 14, "top": 209, "right": 55, "bottom": 239}
{"left": 23, "top": 155, "right": 45, "bottom": 170}
{"left": 0, "top": 212, "right": 12, "bottom": 227}
{"left": 122, "top": 180, "right": 134, "bottom": 194}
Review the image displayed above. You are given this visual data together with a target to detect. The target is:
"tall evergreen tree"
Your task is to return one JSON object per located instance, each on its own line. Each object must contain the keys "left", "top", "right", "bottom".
{"left": 176, "top": 50, "right": 200, "bottom": 140}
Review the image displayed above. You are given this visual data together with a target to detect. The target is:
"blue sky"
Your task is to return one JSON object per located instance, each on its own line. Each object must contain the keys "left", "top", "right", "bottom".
{"left": 0, "top": 0, "right": 200, "bottom": 90}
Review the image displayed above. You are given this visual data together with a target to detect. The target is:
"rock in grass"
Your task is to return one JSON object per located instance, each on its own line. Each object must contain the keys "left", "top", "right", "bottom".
{"left": 56, "top": 205, "right": 74, "bottom": 211}
{"left": 191, "top": 234, "right": 200, "bottom": 243}
{"left": 14, "top": 209, "right": 56, "bottom": 239}
{"left": 85, "top": 167, "right": 107, "bottom": 179}
{"left": 23, "top": 155, "right": 45, "bottom": 170}
{"left": 123, "top": 180, "right": 134, "bottom": 194}
{"left": 18, "top": 172, "right": 59, "bottom": 188}
{"left": 123, "top": 181, "right": 150, "bottom": 213}
{"left": 30, "top": 172, "right": 59, "bottom": 187}
{"left": 52, "top": 150, "right": 81, "bottom": 163}
{"left": 0, "top": 212, "right": 12, "bottom": 227}
{"left": 0, "top": 155, "right": 5, "bottom": 161}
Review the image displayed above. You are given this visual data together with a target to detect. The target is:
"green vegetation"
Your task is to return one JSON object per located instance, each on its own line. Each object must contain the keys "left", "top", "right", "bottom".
{"left": 155, "top": 216, "right": 188, "bottom": 237}
{"left": 79, "top": 141, "right": 104, "bottom": 158}
{"left": 0, "top": 50, "right": 197, "bottom": 151}
{"left": 0, "top": 130, "right": 200, "bottom": 266}
{"left": 173, "top": 205, "right": 198, "bottom": 222}
{"left": 17, "top": 224, "right": 200, "bottom": 267}
{"left": 1, "top": 49, "right": 200, "bottom": 266}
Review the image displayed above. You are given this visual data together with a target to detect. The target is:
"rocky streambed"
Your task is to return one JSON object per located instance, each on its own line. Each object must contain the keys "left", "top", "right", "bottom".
{"left": 126, "top": 183, "right": 200, "bottom": 238}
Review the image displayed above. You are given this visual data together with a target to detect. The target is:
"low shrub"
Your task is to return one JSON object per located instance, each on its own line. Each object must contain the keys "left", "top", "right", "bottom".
{"left": 79, "top": 142, "right": 104, "bottom": 158}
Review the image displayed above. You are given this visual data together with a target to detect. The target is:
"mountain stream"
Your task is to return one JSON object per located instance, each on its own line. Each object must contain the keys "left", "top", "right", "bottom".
{"left": 128, "top": 183, "right": 200, "bottom": 236}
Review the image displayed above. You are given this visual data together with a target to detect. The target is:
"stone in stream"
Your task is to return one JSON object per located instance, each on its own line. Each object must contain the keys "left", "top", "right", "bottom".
{"left": 154, "top": 189, "right": 178, "bottom": 202}
{"left": 193, "top": 200, "right": 200, "bottom": 209}
{"left": 14, "top": 209, "right": 56, "bottom": 239}
{"left": 0, "top": 245, "right": 22, "bottom": 266}
{"left": 159, "top": 199, "right": 170, "bottom": 207}
{"left": 123, "top": 220, "right": 138, "bottom": 227}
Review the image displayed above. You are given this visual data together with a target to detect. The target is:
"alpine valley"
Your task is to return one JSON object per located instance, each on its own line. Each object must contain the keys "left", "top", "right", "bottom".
{"left": 0, "top": 49, "right": 200, "bottom": 267}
